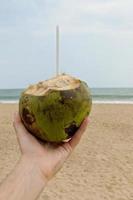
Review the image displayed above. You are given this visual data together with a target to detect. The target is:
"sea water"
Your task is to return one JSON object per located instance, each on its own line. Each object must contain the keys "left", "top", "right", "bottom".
{"left": 0, "top": 88, "right": 133, "bottom": 104}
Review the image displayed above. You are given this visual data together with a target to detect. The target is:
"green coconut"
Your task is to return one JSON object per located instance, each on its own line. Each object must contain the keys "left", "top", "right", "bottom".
{"left": 19, "top": 74, "right": 92, "bottom": 142}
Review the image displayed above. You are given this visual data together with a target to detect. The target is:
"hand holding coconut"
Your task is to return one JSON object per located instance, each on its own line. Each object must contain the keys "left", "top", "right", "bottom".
{"left": 13, "top": 112, "right": 89, "bottom": 182}
{"left": 17, "top": 73, "right": 92, "bottom": 182}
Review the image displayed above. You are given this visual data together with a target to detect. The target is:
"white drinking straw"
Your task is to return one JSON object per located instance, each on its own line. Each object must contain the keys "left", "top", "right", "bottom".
{"left": 56, "top": 25, "right": 60, "bottom": 76}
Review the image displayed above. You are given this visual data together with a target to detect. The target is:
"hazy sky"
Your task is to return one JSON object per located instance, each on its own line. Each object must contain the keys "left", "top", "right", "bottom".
{"left": 0, "top": 0, "right": 133, "bottom": 88}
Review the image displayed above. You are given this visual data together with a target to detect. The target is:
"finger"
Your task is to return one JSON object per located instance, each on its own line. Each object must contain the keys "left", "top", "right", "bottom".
{"left": 13, "top": 112, "right": 28, "bottom": 148}
{"left": 13, "top": 112, "right": 29, "bottom": 135}
{"left": 68, "top": 117, "right": 89, "bottom": 150}
{"left": 13, "top": 112, "right": 35, "bottom": 145}
{"left": 13, "top": 112, "right": 43, "bottom": 144}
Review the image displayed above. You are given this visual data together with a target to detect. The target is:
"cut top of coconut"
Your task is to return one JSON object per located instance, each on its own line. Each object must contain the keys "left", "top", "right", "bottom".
{"left": 24, "top": 74, "right": 81, "bottom": 96}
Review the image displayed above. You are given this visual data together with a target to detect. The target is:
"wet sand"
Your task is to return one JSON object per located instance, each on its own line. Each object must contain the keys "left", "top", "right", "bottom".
{"left": 0, "top": 103, "right": 133, "bottom": 200}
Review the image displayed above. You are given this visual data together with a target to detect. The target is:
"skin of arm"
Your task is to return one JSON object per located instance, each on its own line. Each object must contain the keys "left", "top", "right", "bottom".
{"left": 0, "top": 113, "right": 89, "bottom": 200}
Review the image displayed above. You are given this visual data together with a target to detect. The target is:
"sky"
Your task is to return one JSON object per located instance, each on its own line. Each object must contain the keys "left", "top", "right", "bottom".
{"left": 0, "top": 0, "right": 133, "bottom": 88}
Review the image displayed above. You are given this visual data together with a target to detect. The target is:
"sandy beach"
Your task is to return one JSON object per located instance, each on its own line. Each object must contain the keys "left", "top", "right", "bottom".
{"left": 0, "top": 103, "right": 133, "bottom": 200}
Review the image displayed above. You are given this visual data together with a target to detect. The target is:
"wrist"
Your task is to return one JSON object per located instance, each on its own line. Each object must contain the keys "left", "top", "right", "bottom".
{"left": 20, "top": 155, "right": 48, "bottom": 186}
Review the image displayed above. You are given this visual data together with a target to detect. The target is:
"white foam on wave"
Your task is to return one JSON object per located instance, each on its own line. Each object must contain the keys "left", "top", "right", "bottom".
{"left": 93, "top": 100, "right": 133, "bottom": 104}
{"left": 0, "top": 100, "right": 133, "bottom": 105}
{"left": 0, "top": 100, "right": 19, "bottom": 104}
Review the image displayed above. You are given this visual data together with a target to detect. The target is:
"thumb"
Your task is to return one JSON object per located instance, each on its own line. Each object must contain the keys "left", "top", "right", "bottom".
{"left": 13, "top": 112, "right": 33, "bottom": 147}
{"left": 13, "top": 112, "right": 40, "bottom": 145}
{"left": 13, "top": 112, "right": 29, "bottom": 135}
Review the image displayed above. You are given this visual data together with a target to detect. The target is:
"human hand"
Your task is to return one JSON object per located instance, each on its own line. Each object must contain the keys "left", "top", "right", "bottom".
{"left": 13, "top": 113, "right": 89, "bottom": 183}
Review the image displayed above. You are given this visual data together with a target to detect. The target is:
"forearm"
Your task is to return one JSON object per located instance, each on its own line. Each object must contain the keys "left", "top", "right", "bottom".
{"left": 0, "top": 156, "right": 47, "bottom": 200}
